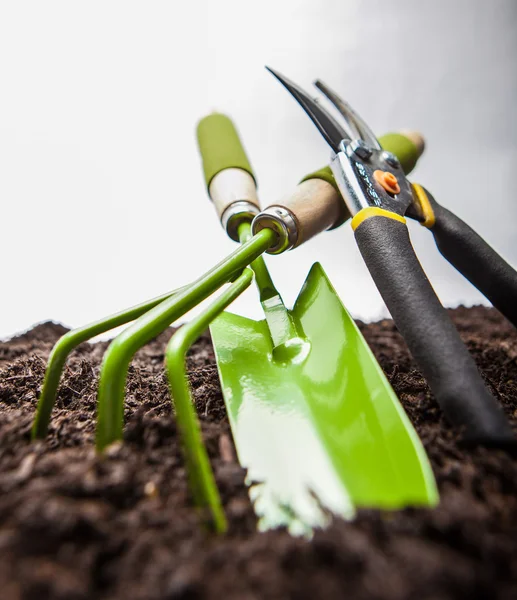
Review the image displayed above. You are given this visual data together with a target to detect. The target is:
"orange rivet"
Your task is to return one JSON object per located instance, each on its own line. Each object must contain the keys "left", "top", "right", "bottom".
{"left": 374, "top": 170, "right": 400, "bottom": 195}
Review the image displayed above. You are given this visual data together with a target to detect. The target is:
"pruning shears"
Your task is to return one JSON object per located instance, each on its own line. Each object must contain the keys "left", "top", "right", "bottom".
{"left": 251, "top": 67, "right": 517, "bottom": 448}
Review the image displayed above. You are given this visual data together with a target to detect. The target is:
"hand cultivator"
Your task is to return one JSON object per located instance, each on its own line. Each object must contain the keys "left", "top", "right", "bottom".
{"left": 31, "top": 66, "right": 515, "bottom": 534}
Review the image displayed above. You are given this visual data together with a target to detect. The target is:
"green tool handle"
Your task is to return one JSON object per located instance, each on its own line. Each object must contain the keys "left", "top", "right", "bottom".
{"left": 196, "top": 113, "right": 260, "bottom": 241}
{"left": 352, "top": 210, "right": 515, "bottom": 448}
{"left": 197, "top": 112, "right": 256, "bottom": 188}
{"left": 413, "top": 185, "right": 517, "bottom": 328}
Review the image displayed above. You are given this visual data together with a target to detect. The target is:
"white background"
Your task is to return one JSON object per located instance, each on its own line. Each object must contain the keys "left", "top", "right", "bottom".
{"left": 0, "top": 0, "right": 516, "bottom": 339}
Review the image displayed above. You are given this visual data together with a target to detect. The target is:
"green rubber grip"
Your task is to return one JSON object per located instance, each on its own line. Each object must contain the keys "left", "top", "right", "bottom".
{"left": 379, "top": 133, "right": 420, "bottom": 174}
{"left": 301, "top": 132, "right": 421, "bottom": 189}
{"left": 302, "top": 165, "right": 338, "bottom": 191}
{"left": 196, "top": 113, "right": 256, "bottom": 189}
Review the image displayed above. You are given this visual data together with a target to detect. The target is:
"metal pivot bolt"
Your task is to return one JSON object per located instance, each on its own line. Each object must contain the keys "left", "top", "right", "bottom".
{"left": 382, "top": 151, "right": 400, "bottom": 169}
{"left": 348, "top": 139, "right": 373, "bottom": 160}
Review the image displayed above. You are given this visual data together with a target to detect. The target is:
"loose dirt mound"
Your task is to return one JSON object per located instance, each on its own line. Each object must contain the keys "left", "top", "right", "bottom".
{"left": 0, "top": 306, "right": 516, "bottom": 599}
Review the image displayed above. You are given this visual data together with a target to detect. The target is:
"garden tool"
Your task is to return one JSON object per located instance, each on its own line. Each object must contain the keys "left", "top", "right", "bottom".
{"left": 196, "top": 113, "right": 437, "bottom": 534}
{"left": 31, "top": 107, "right": 437, "bottom": 536}
{"left": 253, "top": 67, "right": 517, "bottom": 448}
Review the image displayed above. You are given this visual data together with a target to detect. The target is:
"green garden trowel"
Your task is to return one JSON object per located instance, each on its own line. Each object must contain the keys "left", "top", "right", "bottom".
{"left": 197, "top": 114, "right": 438, "bottom": 535}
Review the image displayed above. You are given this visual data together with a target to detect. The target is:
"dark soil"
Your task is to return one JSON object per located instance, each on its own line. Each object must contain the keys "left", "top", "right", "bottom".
{"left": 0, "top": 306, "right": 516, "bottom": 600}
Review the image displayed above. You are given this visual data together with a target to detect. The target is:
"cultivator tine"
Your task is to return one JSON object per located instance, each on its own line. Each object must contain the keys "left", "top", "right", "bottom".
{"left": 95, "top": 229, "right": 274, "bottom": 451}
{"left": 33, "top": 225, "right": 272, "bottom": 448}
{"left": 32, "top": 285, "right": 189, "bottom": 440}
{"left": 166, "top": 268, "right": 254, "bottom": 533}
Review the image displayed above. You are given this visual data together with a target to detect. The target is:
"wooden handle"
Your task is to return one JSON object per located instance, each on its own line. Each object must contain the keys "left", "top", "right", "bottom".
{"left": 209, "top": 168, "right": 259, "bottom": 221}
{"left": 278, "top": 178, "right": 344, "bottom": 248}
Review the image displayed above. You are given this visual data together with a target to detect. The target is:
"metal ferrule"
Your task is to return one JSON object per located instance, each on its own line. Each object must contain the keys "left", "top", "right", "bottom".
{"left": 221, "top": 201, "right": 260, "bottom": 242}
{"left": 252, "top": 206, "right": 298, "bottom": 255}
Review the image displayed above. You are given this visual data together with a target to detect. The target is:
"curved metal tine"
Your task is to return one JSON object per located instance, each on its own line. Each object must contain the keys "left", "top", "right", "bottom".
{"left": 95, "top": 228, "right": 274, "bottom": 451}
{"left": 31, "top": 284, "right": 190, "bottom": 440}
{"left": 266, "top": 67, "right": 349, "bottom": 153}
{"left": 314, "top": 80, "right": 381, "bottom": 150}
{"left": 166, "top": 268, "right": 254, "bottom": 534}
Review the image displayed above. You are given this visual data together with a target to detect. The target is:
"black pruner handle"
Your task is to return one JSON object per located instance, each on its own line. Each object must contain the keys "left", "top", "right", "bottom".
{"left": 352, "top": 208, "right": 515, "bottom": 448}
{"left": 412, "top": 184, "right": 517, "bottom": 328}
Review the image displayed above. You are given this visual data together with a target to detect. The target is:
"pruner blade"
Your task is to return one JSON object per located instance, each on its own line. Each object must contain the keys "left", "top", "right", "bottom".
{"left": 314, "top": 80, "right": 381, "bottom": 150}
{"left": 266, "top": 66, "right": 348, "bottom": 154}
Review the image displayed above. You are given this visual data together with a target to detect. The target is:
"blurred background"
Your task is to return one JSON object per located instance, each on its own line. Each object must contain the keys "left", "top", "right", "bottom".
{"left": 0, "top": 0, "right": 516, "bottom": 339}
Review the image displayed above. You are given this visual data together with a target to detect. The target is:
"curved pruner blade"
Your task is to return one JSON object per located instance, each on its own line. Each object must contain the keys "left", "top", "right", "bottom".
{"left": 266, "top": 66, "right": 348, "bottom": 153}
